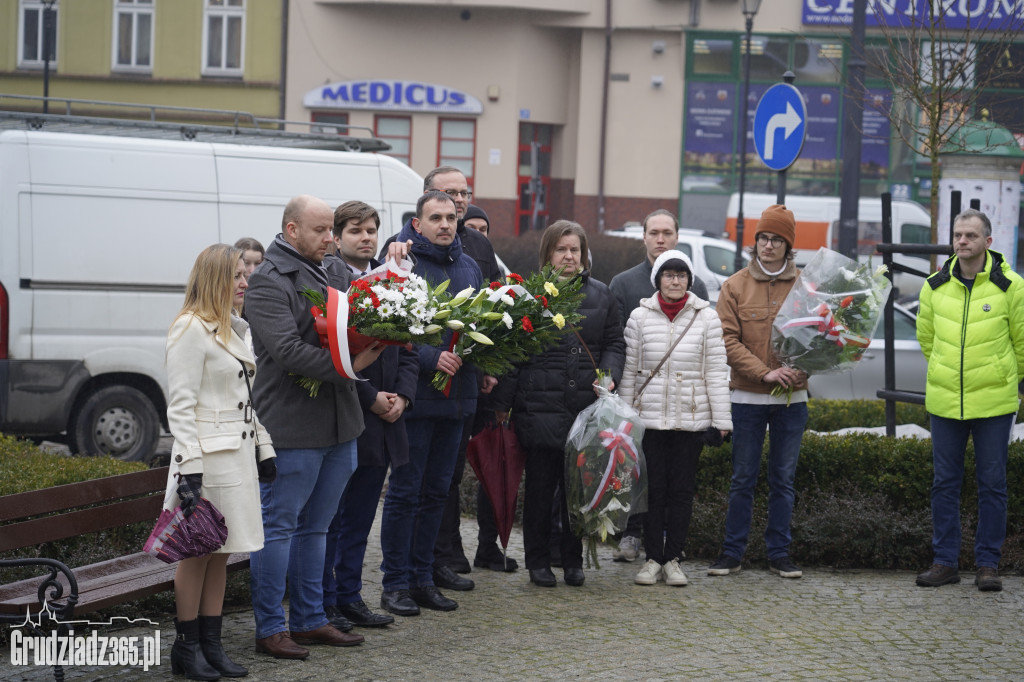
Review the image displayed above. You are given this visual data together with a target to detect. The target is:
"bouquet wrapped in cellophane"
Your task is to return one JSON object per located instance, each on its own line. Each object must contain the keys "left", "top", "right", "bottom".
{"left": 298, "top": 258, "right": 446, "bottom": 397}
{"left": 564, "top": 373, "right": 647, "bottom": 569}
{"left": 430, "top": 268, "right": 586, "bottom": 393}
{"left": 770, "top": 247, "right": 892, "bottom": 399}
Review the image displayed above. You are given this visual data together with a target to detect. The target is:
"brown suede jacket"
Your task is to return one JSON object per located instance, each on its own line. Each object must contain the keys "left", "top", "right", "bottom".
{"left": 716, "top": 258, "right": 807, "bottom": 393}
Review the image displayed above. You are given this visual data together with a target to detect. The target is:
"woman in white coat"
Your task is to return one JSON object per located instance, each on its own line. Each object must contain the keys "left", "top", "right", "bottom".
{"left": 618, "top": 250, "right": 731, "bottom": 587}
{"left": 166, "top": 244, "right": 277, "bottom": 680}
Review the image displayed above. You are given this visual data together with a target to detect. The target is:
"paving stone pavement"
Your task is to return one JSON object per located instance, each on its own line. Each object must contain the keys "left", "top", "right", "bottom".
{"left": 4, "top": 506, "right": 1023, "bottom": 682}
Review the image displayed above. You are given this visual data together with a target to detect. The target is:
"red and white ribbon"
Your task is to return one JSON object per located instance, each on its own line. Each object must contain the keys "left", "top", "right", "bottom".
{"left": 326, "top": 286, "right": 359, "bottom": 380}
{"left": 364, "top": 257, "right": 413, "bottom": 284}
{"left": 486, "top": 283, "right": 528, "bottom": 302}
{"left": 778, "top": 303, "right": 869, "bottom": 348}
{"left": 583, "top": 420, "right": 641, "bottom": 513}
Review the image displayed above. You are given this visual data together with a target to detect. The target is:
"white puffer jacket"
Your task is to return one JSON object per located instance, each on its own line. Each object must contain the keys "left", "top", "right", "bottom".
{"left": 619, "top": 294, "right": 732, "bottom": 432}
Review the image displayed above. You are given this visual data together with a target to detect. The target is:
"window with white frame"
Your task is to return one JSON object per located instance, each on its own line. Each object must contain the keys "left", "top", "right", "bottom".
{"left": 375, "top": 115, "right": 412, "bottom": 166}
{"left": 113, "top": 0, "right": 154, "bottom": 72}
{"left": 18, "top": 0, "right": 58, "bottom": 68}
{"left": 438, "top": 118, "right": 476, "bottom": 187}
{"left": 203, "top": 0, "right": 244, "bottom": 76}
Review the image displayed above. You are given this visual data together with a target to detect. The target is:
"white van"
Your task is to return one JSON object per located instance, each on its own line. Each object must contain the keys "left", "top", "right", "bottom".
{"left": 725, "top": 193, "right": 934, "bottom": 296}
{"left": 0, "top": 129, "right": 422, "bottom": 461}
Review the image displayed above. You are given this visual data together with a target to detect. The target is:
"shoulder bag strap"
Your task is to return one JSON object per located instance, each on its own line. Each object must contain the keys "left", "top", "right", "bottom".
{"left": 633, "top": 310, "right": 698, "bottom": 403}
{"left": 573, "top": 329, "right": 599, "bottom": 372}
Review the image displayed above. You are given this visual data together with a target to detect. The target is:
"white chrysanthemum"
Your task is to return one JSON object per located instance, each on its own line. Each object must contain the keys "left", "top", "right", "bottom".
{"left": 502, "top": 312, "right": 513, "bottom": 329}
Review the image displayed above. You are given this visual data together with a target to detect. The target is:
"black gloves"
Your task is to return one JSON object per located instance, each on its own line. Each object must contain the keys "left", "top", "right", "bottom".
{"left": 257, "top": 457, "right": 277, "bottom": 484}
{"left": 176, "top": 473, "right": 203, "bottom": 518}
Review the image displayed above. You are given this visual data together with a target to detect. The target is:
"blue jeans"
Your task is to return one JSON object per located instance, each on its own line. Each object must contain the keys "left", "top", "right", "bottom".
{"left": 323, "top": 463, "right": 388, "bottom": 607}
{"left": 250, "top": 441, "right": 358, "bottom": 639}
{"left": 929, "top": 413, "right": 1013, "bottom": 569}
{"left": 380, "top": 417, "right": 463, "bottom": 591}
{"left": 722, "top": 401, "right": 808, "bottom": 561}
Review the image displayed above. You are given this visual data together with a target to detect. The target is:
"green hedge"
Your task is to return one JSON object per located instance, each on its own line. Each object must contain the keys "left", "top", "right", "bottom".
{"left": 0, "top": 434, "right": 147, "bottom": 495}
{"left": 461, "top": 400, "right": 1024, "bottom": 573}
{"left": 0, "top": 435, "right": 248, "bottom": 622}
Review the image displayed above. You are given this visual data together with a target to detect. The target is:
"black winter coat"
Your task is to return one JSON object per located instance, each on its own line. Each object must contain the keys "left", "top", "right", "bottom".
{"left": 492, "top": 273, "right": 625, "bottom": 452}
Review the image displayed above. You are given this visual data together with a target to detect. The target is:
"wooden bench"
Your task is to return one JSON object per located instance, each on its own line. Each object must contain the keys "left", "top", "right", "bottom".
{"left": 0, "top": 466, "right": 249, "bottom": 623}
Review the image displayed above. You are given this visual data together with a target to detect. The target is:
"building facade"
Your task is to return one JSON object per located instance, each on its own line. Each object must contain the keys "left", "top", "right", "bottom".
{"left": 286, "top": 0, "right": 1024, "bottom": 239}
{"left": 0, "top": 0, "right": 283, "bottom": 122}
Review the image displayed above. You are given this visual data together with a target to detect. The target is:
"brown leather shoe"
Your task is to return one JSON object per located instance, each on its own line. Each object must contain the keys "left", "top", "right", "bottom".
{"left": 255, "top": 631, "right": 309, "bottom": 659}
{"left": 915, "top": 563, "right": 960, "bottom": 587}
{"left": 291, "top": 624, "right": 364, "bottom": 647}
{"left": 975, "top": 566, "right": 1003, "bottom": 592}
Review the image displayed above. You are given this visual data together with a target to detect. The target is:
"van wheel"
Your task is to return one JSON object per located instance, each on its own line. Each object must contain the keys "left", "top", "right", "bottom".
{"left": 69, "top": 386, "right": 160, "bottom": 462}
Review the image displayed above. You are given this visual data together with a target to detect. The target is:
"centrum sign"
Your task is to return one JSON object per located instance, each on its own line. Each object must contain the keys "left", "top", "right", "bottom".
{"left": 802, "top": 0, "right": 1024, "bottom": 30}
{"left": 304, "top": 80, "right": 483, "bottom": 115}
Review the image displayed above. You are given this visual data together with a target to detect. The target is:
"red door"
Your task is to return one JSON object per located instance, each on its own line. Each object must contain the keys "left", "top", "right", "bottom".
{"left": 516, "top": 123, "right": 552, "bottom": 235}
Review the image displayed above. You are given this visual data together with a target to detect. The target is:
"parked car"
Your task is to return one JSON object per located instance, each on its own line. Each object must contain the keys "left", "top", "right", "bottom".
{"left": 605, "top": 225, "right": 749, "bottom": 302}
{"left": 807, "top": 303, "right": 926, "bottom": 400}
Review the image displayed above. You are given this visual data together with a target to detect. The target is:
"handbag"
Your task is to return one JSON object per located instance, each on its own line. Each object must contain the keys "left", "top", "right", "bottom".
{"left": 143, "top": 477, "right": 229, "bottom": 563}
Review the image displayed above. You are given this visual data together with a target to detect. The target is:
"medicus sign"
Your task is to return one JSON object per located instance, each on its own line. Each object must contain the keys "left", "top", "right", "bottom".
{"left": 304, "top": 80, "right": 483, "bottom": 115}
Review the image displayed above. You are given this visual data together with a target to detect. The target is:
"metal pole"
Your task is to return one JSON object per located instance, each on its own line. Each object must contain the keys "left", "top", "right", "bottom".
{"left": 734, "top": 12, "right": 755, "bottom": 272}
{"left": 42, "top": 1, "right": 56, "bottom": 114}
{"left": 775, "top": 71, "right": 796, "bottom": 206}
{"left": 597, "top": 0, "right": 612, "bottom": 233}
{"left": 881, "top": 192, "right": 896, "bottom": 436}
{"left": 837, "top": 0, "right": 867, "bottom": 260}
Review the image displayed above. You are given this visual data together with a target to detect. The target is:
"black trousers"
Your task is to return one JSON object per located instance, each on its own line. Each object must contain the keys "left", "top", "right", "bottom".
{"left": 433, "top": 413, "right": 501, "bottom": 567}
{"left": 641, "top": 429, "right": 702, "bottom": 565}
{"left": 523, "top": 445, "right": 583, "bottom": 570}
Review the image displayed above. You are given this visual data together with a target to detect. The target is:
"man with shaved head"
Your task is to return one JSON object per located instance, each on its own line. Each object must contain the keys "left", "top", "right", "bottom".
{"left": 245, "top": 195, "right": 384, "bottom": 659}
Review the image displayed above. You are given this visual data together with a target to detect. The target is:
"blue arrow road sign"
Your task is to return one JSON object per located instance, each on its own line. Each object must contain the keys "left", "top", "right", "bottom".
{"left": 753, "top": 83, "right": 806, "bottom": 172}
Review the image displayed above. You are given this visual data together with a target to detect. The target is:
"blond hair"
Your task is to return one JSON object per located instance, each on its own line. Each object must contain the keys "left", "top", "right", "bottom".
{"left": 173, "top": 244, "right": 242, "bottom": 344}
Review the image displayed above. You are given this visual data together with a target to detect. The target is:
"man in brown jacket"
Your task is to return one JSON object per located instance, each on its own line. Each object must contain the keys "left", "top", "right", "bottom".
{"left": 706, "top": 204, "right": 808, "bottom": 580}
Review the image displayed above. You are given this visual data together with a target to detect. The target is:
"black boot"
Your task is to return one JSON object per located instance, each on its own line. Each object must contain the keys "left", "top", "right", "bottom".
{"left": 171, "top": 618, "right": 221, "bottom": 681}
{"left": 198, "top": 615, "right": 248, "bottom": 678}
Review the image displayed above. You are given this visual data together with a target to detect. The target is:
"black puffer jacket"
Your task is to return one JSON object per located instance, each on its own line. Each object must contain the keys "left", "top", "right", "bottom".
{"left": 492, "top": 273, "right": 625, "bottom": 452}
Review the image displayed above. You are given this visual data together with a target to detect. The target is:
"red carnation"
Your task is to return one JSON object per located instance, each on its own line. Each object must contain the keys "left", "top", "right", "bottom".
{"left": 507, "top": 273, "right": 524, "bottom": 284}
{"left": 489, "top": 281, "right": 502, "bottom": 290}
{"left": 535, "top": 295, "right": 548, "bottom": 308}
{"left": 521, "top": 316, "right": 534, "bottom": 332}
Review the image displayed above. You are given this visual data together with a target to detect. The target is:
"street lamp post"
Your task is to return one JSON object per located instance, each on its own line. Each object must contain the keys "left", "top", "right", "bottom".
{"left": 41, "top": 0, "right": 57, "bottom": 114}
{"left": 733, "top": 0, "right": 762, "bottom": 273}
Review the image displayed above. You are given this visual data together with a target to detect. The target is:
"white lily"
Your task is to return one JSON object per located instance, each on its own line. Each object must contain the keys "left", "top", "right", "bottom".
{"left": 465, "top": 330, "right": 493, "bottom": 345}
{"left": 449, "top": 286, "right": 476, "bottom": 307}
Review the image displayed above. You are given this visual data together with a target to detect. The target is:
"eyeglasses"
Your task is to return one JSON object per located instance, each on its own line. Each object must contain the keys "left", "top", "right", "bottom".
{"left": 437, "top": 189, "right": 472, "bottom": 199}
{"left": 756, "top": 234, "right": 785, "bottom": 247}
{"left": 661, "top": 272, "right": 688, "bottom": 282}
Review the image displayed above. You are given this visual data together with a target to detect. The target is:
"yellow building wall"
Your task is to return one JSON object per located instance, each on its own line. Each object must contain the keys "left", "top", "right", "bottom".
{"left": 0, "top": 0, "right": 281, "bottom": 118}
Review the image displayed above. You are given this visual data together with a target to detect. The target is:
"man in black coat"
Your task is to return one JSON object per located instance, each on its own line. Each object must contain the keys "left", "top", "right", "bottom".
{"left": 321, "top": 201, "right": 418, "bottom": 630}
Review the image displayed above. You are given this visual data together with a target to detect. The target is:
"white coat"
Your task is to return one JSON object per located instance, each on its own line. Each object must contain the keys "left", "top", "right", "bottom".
{"left": 618, "top": 294, "right": 732, "bottom": 433}
{"left": 164, "top": 312, "right": 276, "bottom": 553}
